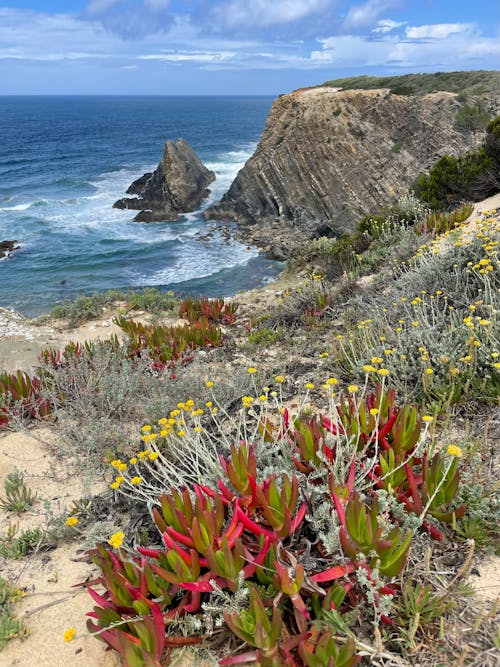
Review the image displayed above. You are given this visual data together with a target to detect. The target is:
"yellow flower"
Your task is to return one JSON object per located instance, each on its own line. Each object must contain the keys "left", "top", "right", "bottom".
{"left": 141, "top": 434, "right": 151, "bottom": 444}
{"left": 130, "top": 476, "right": 142, "bottom": 485}
{"left": 447, "top": 444, "right": 463, "bottom": 458}
{"left": 129, "top": 457, "right": 138, "bottom": 465}
{"left": 65, "top": 516, "right": 79, "bottom": 527}
{"left": 450, "top": 368, "right": 460, "bottom": 376}
{"left": 141, "top": 424, "right": 152, "bottom": 432}
{"left": 347, "top": 385, "right": 359, "bottom": 393}
{"left": 305, "top": 382, "right": 315, "bottom": 390}
{"left": 275, "top": 375, "right": 285, "bottom": 383}
{"left": 371, "top": 356, "right": 383, "bottom": 364}
{"left": 425, "top": 368, "right": 434, "bottom": 375}
{"left": 177, "top": 430, "right": 186, "bottom": 437}
{"left": 479, "top": 319, "right": 490, "bottom": 325}
{"left": 242, "top": 396, "right": 254, "bottom": 407}
{"left": 159, "top": 429, "right": 168, "bottom": 437}
{"left": 326, "top": 377, "right": 338, "bottom": 385}
{"left": 363, "top": 365, "right": 376, "bottom": 373}
{"left": 205, "top": 401, "right": 213, "bottom": 407}
{"left": 412, "top": 321, "right": 420, "bottom": 327}
{"left": 157, "top": 417, "right": 168, "bottom": 426}
{"left": 377, "top": 368, "right": 390, "bottom": 377}
{"left": 108, "top": 531, "right": 125, "bottom": 549}
{"left": 492, "top": 352, "right": 499, "bottom": 359}
{"left": 110, "top": 459, "right": 123, "bottom": 468}
{"left": 211, "top": 407, "right": 218, "bottom": 415}
{"left": 494, "top": 362, "right": 500, "bottom": 369}
{"left": 422, "top": 415, "right": 433, "bottom": 423}
{"left": 247, "top": 367, "right": 257, "bottom": 374}
{"left": 148, "top": 451, "right": 159, "bottom": 461}
{"left": 193, "top": 426, "right": 203, "bottom": 433}
{"left": 64, "top": 627, "right": 77, "bottom": 643}
{"left": 369, "top": 408, "right": 379, "bottom": 416}
{"left": 110, "top": 481, "right": 120, "bottom": 490}
{"left": 205, "top": 381, "right": 214, "bottom": 388}
{"left": 259, "top": 395, "right": 267, "bottom": 402}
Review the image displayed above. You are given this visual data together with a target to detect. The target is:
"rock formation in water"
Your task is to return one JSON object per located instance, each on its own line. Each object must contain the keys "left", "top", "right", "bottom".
{"left": 0, "top": 240, "right": 19, "bottom": 260}
{"left": 204, "top": 86, "right": 500, "bottom": 257}
{"left": 114, "top": 138, "right": 215, "bottom": 222}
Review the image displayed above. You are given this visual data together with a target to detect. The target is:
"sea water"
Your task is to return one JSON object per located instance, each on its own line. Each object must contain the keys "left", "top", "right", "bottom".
{"left": 0, "top": 96, "right": 280, "bottom": 316}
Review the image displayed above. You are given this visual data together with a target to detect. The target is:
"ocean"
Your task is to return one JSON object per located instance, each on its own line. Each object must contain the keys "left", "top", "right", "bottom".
{"left": 0, "top": 96, "right": 281, "bottom": 316}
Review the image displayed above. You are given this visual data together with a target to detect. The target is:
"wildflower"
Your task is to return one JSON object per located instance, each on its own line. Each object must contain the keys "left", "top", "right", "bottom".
{"left": 242, "top": 396, "right": 254, "bottom": 408}
{"left": 492, "top": 352, "right": 499, "bottom": 359}
{"left": 325, "top": 377, "right": 338, "bottom": 385}
{"left": 141, "top": 434, "right": 151, "bottom": 444}
{"left": 259, "top": 395, "right": 267, "bottom": 402}
{"left": 205, "top": 401, "right": 213, "bottom": 407}
{"left": 412, "top": 321, "right": 420, "bottom": 327}
{"left": 194, "top": 426, "right": 203, "bottom": 433}
{"left": 305, "top": 383, "right": 315, "bottom": 390}
{"left": 110, "top": 481, "right": 120, "bottom": 490}
{"left": 347, "top": 385, "right": 359, "bottom": 393}
{"left": 422, "top": 415, "right": 433, "bottom": 423}
{"left": 479, "top": 319, "right": 490, "bottom": 326}
{"left": 177, "top": 430, "right": 186, "bottom": 437}
{"left": 157, "top": 417, "right": 168, "bottom": 426}
{"left": 247, "top": 367, "right": 257, "bottom": 374}
{"left": 447, "top": 444, "right": 463, "bottom": 458}
{"left": 494, "top": 362, "right": 500, "bottom": 370}
{"left": 130, "top": 476, "right": 142, "bottom": 485}
{"left": 425, "top": 368, "right": 434, "bottom": 375}
{"left": 141, "top": 425, "right": 152, "bottom": 432}
{"left": 148, "top": 451, "right": 159, "bottom": 461}
{"left": 159, "top": 429, "right": 168, "bottom": 437}
{"left": 108, "top": 531, "right": 125, "bottom": 549}
{"left": 377, "top": 368, "right": 390, "bottom": 377}
{"left": 211, "top": 407, "right": 218, "bottom": 415}
{"left": 370, "top": 408, "right": 379, "bottom": 416}
{"left": 363, "top": 365, "right": 376, "bottom": 373}
{"left": 275, "top": 375, "right": 285, "bottom": 383}
{"left": 450, "top": 368, "right": 460, "bottom": 376}
{"left": 371, "top": 356, "right": 383, "bottom": 364}
{"left": 205, "top": 381, "right": 214, "bottom": 388}
{"left": 129, "top": 457, "right": 137, "bottom": 465}
{"left": 65, "top": 516, "right": 79, "bottom": 527}
{"left": 472, "top": 340, "right": 481, "bottom": 347}
{"left": 64, "top": 628, "right": 77, "bottom": 643}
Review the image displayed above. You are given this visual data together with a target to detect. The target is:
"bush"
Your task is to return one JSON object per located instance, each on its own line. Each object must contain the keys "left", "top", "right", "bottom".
{"left": 416, "top": 116, "right": 500, "bottom": 209}
{"left": 454, "top": 100, "right": 490, "bottom": 133}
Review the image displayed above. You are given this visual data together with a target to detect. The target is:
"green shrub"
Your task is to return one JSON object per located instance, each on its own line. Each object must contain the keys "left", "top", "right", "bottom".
{"left": 454, "top": 100, "right": 490, "bottom": 133}
{"left": 416, "top": 116, "right": 500, "bottom": 209}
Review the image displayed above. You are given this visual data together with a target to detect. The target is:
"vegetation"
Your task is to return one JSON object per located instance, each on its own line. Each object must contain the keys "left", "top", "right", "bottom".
{"left": 416, "top": 116, "right": 500, "bottom": 209}
{"left": 46, "top": 287, "right": 178, "bottom": 327}
{"left": 322, "top": 70, "right": 500, "bottom": 96}
{"left": 1, "top": 201, "right": 499, "bottom": 665}
{"left": 0, "top": 576, "right": 26, "bottom": 649}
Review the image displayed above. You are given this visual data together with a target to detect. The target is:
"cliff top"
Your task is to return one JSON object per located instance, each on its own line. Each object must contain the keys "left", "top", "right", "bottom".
{"left": 322, "top": 69, "right": 500, "bottom": 96}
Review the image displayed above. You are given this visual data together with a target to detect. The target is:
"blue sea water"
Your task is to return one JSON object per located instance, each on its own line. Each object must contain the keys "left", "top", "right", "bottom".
{"left": 0, "top": 96, "right": 280, "bottom": 316}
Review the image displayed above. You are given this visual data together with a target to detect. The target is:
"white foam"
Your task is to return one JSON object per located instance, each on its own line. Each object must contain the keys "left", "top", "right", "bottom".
{"left": 0, "top": 202, "right": 32, "bottom": 212}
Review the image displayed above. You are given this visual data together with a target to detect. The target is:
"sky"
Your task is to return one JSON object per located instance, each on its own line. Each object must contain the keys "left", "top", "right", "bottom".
{"left": 0, "top": 1, "right": 499, "bottom": 95}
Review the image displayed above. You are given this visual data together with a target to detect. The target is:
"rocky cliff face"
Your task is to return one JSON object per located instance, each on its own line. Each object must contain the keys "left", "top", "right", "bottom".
{"left": 114, "top": 138, "right": 215, "bottom": 222}
{"left": 205, "top": 87, "right": 499, "bottom": 257}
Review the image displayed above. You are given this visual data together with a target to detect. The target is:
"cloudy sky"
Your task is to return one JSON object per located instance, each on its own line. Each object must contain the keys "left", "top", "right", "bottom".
{"left": 1, "top": 1, "right": 499, "bottom": 94}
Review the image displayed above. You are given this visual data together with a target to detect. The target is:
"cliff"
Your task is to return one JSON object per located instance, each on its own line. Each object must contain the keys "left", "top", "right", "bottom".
{"left": 205, "top": 87, "right": 499, "bottom": 257}
{"left": 114, "top": 138, "right": 215, "bottom": 222}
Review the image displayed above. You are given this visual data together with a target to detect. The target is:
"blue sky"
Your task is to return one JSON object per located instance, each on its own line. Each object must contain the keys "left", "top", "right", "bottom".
{"left": 0, "top": 1, "right": 499, "bottom": 94}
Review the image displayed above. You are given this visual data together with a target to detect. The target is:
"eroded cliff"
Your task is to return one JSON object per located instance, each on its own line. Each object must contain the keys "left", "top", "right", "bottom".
{"left": 205, "top": 87, "right": 499, "bottom": 257}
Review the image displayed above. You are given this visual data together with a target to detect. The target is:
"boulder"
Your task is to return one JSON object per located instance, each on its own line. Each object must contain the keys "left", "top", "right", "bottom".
{"left": 0, "top": 240, "right": 19, "bottom": 260}
{"left": 114, "top": 139, "right": 215, "bottom": 222}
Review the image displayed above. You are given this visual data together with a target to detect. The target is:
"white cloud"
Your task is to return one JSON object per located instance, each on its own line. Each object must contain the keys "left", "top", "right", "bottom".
{"left": 219, "top": 0, "right": 331, "bottom": 29}
{"left": 372, "top": 18, "right": 404, "bottom": 33}
{"left": 138, "top": 51, "right": 236, "bottom": 63}
{"left": 405, "top": 23, "right": 473, "bottom": 40}
{"left": 343, "top": 0, "right": 401, "bottom": 30}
